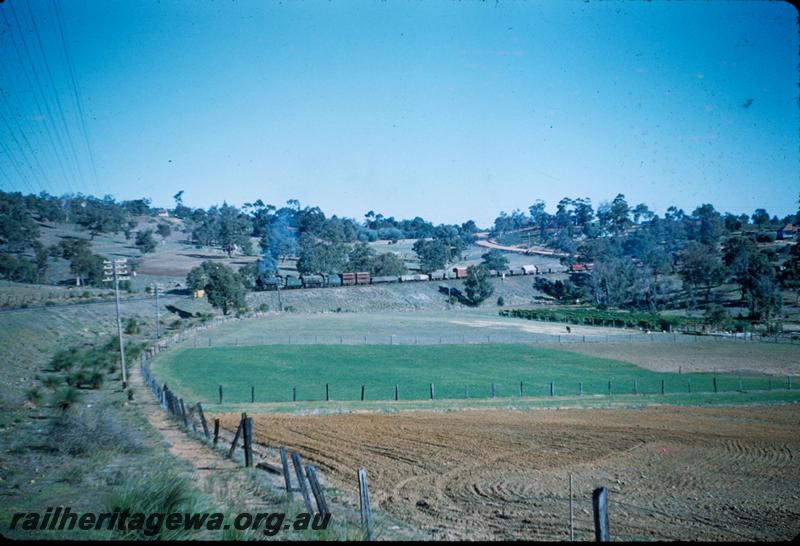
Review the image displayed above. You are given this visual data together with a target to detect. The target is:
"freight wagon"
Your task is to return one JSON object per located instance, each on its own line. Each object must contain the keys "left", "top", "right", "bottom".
{"left": 355, "top": 272, "right": 371, "bottom": 285}
{"left": 300, "top": 274, "right": 324, "bottom": 288}
{"left": 400, "top": 273, "right": 430, "bottom": 282}
{"left": 284, "top": 275, "right": 302, "bottom": 289}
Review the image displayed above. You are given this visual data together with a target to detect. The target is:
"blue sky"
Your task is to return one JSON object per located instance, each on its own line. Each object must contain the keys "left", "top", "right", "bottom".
{"left": 0, "top": 0, "right": 797, "bottom": 226}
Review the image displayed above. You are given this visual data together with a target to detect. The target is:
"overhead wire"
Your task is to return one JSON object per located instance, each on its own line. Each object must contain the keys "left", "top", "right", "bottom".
{"left": 0, "top": 86, "right": 55, "bottom": 190}
{"left": 0, "top": 128, "right": 34, "bottom": 193}
{"left": 3, "top": 3, "right": 77, "bottom": 195}
{"left": 22, "top": 0, "right": 87, "bottom": 194}
{"left": 50, "top": 0, "right": 100, "bottom": 196}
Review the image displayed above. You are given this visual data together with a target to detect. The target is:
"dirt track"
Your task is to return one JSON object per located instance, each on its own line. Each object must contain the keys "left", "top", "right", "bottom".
{"left": 217, "top": 406, "right": 800, "bottom": 541}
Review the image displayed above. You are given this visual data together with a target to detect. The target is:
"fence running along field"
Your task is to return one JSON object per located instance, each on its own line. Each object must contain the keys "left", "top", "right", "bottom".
{"left": 178, "top": 330, "right": 797, "bottom": 349}
{"left": 205, "top": 375, "right": 796, "bottom": 405}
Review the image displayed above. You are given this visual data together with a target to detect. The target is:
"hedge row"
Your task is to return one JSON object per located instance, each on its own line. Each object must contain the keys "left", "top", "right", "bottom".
{"left": 499, "top": 307, "right": 703, "bottom": 331}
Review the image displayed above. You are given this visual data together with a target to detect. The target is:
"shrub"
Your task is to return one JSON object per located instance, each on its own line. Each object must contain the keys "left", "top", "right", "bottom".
{"left": 105, "top": 468, "right": 210, "bottom": 540}
{"left": 124, "top": 317, "right": 141, "bottom": 335}
{"left": 50, "top": 347, "right": 82, "bottom": 372}
{"left": 258, "top": 303, "right": 269, "bottom": 312}
{"left": 42, "top": 375, "right": 63, "bottom": 389}
{"left": 26, "top": 387, "right": 43, "bottom": 405}
{"left": 52, "top": 386, "right": 82, "bottom": 412}
{"left": 497, "top": 296, "right": 505, "bottom": 306}
{"left": 50, "top": 407, "right": 144, "bottom": 456}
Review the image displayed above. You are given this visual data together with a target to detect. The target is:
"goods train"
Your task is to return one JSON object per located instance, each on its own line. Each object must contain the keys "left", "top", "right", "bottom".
{"left": 257, "top": 264, "right": 546, "bottom": 291}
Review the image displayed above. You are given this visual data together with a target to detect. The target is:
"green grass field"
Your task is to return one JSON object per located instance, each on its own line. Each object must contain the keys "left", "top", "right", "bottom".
{"left": 151, "top": 343, "right": 794, "bottom": 405}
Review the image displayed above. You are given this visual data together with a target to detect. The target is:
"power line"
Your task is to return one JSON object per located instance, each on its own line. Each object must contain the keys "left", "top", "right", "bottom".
{"left": 3, "top": 3, "right": 78, "bottom": 194}
{"left": 0, "top": 8, "right": 62, "bottom": 193}
{"left": 0, "top": 133, "right": 34, "bottom": 193}
{"left": 23, "top": 1, "right": 87, "bottom": 194}
{"left": 0, "top": 87, "right": 55, "bottom": 190}
{"left": 50, "top": 0, "right": 101, "bottom": 196}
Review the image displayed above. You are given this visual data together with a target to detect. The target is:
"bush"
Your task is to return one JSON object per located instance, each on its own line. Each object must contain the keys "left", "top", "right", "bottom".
{"left": 105, "top": 468, "right": 210, "bottom": 540}
{"left": 497, "top": 296, "right": 505, "bottom": 306}
{"left": 124, "top": 317, "right": 141, "bottom": 335}
{"left": 26, "top": 387, "right": 43, "bottom": 405}
{"left": 50, "top": 407, "right": 144, "bottom": 456}
{"left": 42, "top": 375, "right": 63, "bottom": 389}
{"left": 51, "top": 348, "right": 80, "bottom": 371}
{"left": 52, "top": 386, "right": 82, "bottom": 412}
{"left": 258, "top": 303, "right": 269, "bottom": 312}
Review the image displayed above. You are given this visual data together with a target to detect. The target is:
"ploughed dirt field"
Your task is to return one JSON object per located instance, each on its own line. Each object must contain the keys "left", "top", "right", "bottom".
{"left": 216, "top": 406, "right": 800, "bottom": 541}
{"left": 545, "top": 341, "right": 800, "bottom": 376}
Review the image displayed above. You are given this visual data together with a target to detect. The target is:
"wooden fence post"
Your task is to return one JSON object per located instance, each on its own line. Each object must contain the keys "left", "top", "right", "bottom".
{"left": 430, "top": 383, "right": 435, "bottom": 400}
{"left": 293, "top": 386, "right": 297, "bottom": 402}
{"left": 213, "top": 418, "right": 220, "bottom": 446}
{"left": 550, "top": 381, "right": 555, "bottom": 397}
{"left": 592, "top": 486, "right": 610, "bottom": 542}
{"left": 227, "top": 416, "right": 244, "bottom": 458}
{"left": 251, "top": 386, "right": 255, "bottom": 403}
{"left": 219, "top": 385, "right": 223, "bottom": 405}
{"left": 579, "top": 382, "right": 583, "bottom": 396}
{"left": 491, "top": 383, "right": 496, "bottom": 398}
{"left": 660, "top": 379, "right": 665, "bottom": 395}
{"left": 395, "top": 384, "right": 399, "bottom": 401}
{"left": 243, "top": 416, "right": 253, "bottom": 468}
{"left": 361, "top": 385, "right": 365, "bottom": 401}
{"left": 179, "top": 398, "right": 190, "bottom": 427}
{"left": 306, "top": 465, "right": 330, "bottom": 515}
{"left": 326, "top": 383, "right": 330, "bottom": 402}
{"left": 569, "top": 473, "right": 574, "bottom": 541}
{"left": 520, "top": 381, "right": 524, "bottom": 397}
{"left": 633, "top": 380, "right": 639, "bottom": 395}
{"left": 196, "top": 404, "right": 210, "bottom": 438}
{"left": 608, "top": 380, "right": 612, "bottom": 396}
{"left": 357, "top": 468, "right": 374, "bottom": 541}
{"left": 738, "top": 377, "right": 743, "bottom": 392}
{"left": 279, "top": 447, "right": 292, "bottom": 497}
{"left": 713, "top": 377, "right": 717, "bottom": 393}
{"left": 291, "top": 452, "right": 314, "bottom": 513}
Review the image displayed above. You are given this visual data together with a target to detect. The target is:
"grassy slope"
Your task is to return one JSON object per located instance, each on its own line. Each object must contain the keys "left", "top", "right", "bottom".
{"left": 151, "top": 343, "right": 790, "bottom": 405}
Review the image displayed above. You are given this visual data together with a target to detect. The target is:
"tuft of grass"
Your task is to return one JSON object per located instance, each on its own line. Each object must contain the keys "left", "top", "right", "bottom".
{"left": 104, "top": 468, "right": 212, "bottom": 540}
{"left": 26, "top": 387, "right": 43, "bottom": 405}
{"left": 41, "top": 374, "right": 63, "bottom": 389}
{"left": 51, "top": 386, "right": 81, "bottom": 412}
{"left": 49, "top": 406, "right": 144, "bottom": 456}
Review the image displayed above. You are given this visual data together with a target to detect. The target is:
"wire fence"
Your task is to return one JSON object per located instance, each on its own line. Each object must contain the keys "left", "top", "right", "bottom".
{"left": 179, "top": 330, "right": 798, "bottom": 348}
{"left": 202, "top": 374, "right": 797, "bottom": 405}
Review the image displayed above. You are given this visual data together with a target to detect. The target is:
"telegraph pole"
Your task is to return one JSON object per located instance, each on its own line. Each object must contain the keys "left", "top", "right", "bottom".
{"left": 104, "top": 259, "right": 129, "bottom": 388}
{"left": 152, "top": 282, "right": 162, "bottom": 339}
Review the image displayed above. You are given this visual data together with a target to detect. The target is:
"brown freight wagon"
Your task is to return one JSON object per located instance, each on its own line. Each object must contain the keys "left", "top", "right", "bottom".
{"left": 452, "top": 266, "right": 468, "bottom": 279}
{"left": 341, "top": 272, "right": 356, "bottom": 286}
{"left": 355, "top": 271, "right": 371, "bottom": 285}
